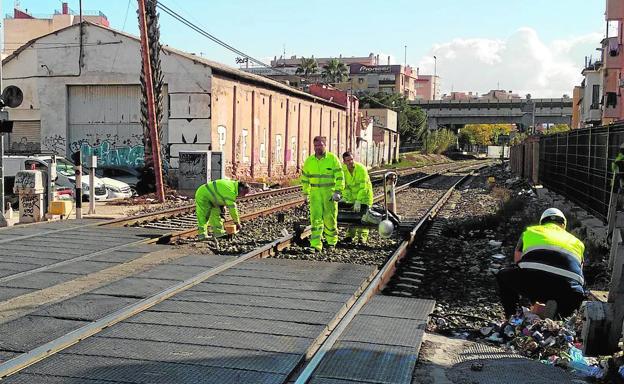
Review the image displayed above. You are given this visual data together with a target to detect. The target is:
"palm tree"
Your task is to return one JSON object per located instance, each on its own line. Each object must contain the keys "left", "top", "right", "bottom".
{"left": 322, "top": 58, "right": 348, "bottom": 84}
{"left": 295, "top": 57, "right": 319, "bottom": 79}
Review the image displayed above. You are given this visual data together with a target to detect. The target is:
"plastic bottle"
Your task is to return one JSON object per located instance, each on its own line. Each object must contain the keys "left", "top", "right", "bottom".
{"left": 568, "top": 347, "right": 604, "bottom": 378}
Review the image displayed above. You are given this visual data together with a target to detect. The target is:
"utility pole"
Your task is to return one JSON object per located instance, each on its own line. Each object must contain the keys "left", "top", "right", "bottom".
{"left": 137, "top": 0, "right": 165, "bottom": 203}
{"left": 0, "top": 14, "right": 5, "bottom": 226}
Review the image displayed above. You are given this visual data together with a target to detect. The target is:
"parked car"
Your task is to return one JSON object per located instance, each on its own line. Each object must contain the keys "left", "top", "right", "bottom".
{"left": 94, "top": 166, "right": 140, "bottom": 196}
{"left": 3, "top": 155, "right": 110, "bottom": 202}
{"left": 99, "top": 177, "right": 134, "bottom": 199}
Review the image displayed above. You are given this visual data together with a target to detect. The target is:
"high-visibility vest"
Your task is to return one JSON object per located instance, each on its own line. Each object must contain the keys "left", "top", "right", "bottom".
{"left": 204, "top": 179, "right": 240, "bottom": 223}
{"left": 342, "top": 161, "right": 373, "bottom": 205}
{"left": 300, "top": 152, "right": 344, "bottom": 194}
{"left": 518, "top": 223, "right": 585, "bottom": 284}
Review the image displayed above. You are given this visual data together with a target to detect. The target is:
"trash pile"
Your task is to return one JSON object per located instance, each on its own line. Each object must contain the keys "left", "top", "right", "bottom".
{"left": 455, "top": 307, "right": 624, "bottom": 381}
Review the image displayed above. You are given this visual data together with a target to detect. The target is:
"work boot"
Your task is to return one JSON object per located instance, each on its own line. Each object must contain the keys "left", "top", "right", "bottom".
{"left": 197, "top": 233, "right": 207, "bottom": 242}
{"left": 544, "top": 300, "right": 558, "bottom": 319}
{"left": 305, "top": 247, "right": 320, "bottom": 254}
{"left": 341, "top": 237, "right": 353, "bottom": 244}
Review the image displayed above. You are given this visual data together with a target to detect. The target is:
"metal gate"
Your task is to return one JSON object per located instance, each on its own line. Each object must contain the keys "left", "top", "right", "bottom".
{"left": 67, "top": 85, "right": 168, "bottom": 168}
{"left": 7, "top": 121, "right": 41, "bottom": 154}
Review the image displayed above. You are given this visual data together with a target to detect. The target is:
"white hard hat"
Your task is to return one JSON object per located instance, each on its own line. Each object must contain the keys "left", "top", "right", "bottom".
{"left": 378, "top": 219, "right": 394, "bottom": 238}
{"left": 540, "top": 207, "right": 566, "bottom": 228}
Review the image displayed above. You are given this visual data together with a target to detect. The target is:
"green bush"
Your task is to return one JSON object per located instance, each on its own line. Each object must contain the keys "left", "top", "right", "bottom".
{"left": 423, "top": 129, "right": 457, "bottom": 154}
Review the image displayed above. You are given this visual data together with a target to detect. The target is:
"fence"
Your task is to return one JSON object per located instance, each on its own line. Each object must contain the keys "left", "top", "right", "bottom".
{"left": 511, "top": 124, "right": 624, "bottom": 220}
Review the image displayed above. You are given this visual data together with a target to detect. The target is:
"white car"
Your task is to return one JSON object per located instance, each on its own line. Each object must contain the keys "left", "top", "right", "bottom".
{"left": 100, "top": 177, "right": 134, "bottom": 199}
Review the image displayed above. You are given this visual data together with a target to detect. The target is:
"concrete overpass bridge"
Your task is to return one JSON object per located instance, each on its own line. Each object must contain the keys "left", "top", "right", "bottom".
{"left": 409, "top": 98, "right": 573, "bottom": 130}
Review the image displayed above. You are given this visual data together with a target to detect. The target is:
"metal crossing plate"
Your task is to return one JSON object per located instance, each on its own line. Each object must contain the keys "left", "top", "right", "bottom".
{"left": 0, "top": 287, "right": 35, "bottom": 302}
{"left": 127, "top": 311, "right": 325, "bottom": 338}
{"left": 309, "top": 379, "right": 366, "bottom": 384}
{"left": 220, "top": 267, "right": 369, "bottom": 286}
{"left": 0, "top": 315, "right": 87, "bottom": 352}
{"left": 98, "top": 322, "right": 311, "bottom": 354}
{"left": 2, "top": 373, "right": 116, "bottom": 384}
{"left": 16, "top": 353, "right": 287, "bottom": 384}
{"left": 46, "top": 260, "right": 118, "bottom": 275}
{"left": 132, "top": 265, "right": 216, "bottom": 281}
{"left": 188, "top": 282, "right": 353, "bottom": 302}
{"left": 30, "top": 294, "right": 138, "bottom": 321}
{"left": 170, "top": 291, "right": 345, "bottom": 313}
{"left": 88, "top": 250, "right": 152, "bottom": 263}
{"left": 70, "top": 336, "right": 302, "bottom": 374}
{"left": 149, "top": 300, "right": 335, "bottom": 324}
{"left": 91, "top": 277, "right": 177, "bottom": 298}
{"left": 204, "top": 275, "right": 359, "bottom": 294}
{"left": 340, "top": 315, "right": 426, "bottom": 348}
{"left": 0, "top": 272, "right": 78, "bottom": 289}
{"left": 360, "top": 296, "right": 435, "bottom": 320}
{"left": 446, "top": 343, "right": 575, "bottom": 384}
{"left": 313, "top": 340, "right": 419, "bottom": 384}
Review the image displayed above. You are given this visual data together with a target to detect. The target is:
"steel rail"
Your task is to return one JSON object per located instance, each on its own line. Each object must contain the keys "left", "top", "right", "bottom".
{"left": 293, "top": 170, "right": 476, "bottom": 384}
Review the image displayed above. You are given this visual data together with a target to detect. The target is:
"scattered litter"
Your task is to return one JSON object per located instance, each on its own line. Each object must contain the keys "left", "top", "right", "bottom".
{"left": 488, "top": 240, "right": 502, "bottom": 248}
{"left": 470, "top": 362, "right": 484, "bottom": 371}
{"left": 491, "top": 253, "right": 506, "bottom": 260}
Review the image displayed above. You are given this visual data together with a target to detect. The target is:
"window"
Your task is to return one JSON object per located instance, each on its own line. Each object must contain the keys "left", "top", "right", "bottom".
{"left": 217, "top": 125, "right": 227, "bottom": 151}
{"left": 606, "top": 92, "right": 618, "bottom": 108}
{"left": 591, "top": 85, "right": 600, "bottom": 109}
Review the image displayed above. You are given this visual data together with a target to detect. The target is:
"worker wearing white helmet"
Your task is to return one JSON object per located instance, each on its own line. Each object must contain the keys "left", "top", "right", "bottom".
{"left": 496, "top": 208, "right": 585, "bottom": 319}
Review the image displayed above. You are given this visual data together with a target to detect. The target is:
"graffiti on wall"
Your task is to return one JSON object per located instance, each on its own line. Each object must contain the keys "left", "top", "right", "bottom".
{"left": 275, "top": 135, "right": 283, "bottom": 164}
{"left": 241, "top": 129, "right": 249, "bottom": 163}
{"left": 70, "top": 134, "right": 145, "bottom": 167}
{"left": 217, "top": 126, "right": 227, "bottom": 152}
{"left": 179, "top": 152, "right": 207, "bottom": 180}
{"left": 42, "top": 135, "right": 66, "bottom": 154}
{"left": 9, "top": 137, "right": 40, "bottom": 154}
{"left": 20, "top": 194, "right": 41, "bottom": 220}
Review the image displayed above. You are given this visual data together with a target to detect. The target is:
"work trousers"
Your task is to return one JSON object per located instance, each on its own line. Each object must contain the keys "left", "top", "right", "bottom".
{"left": 496, "top": 266, "right": 585, "bottom": 318}
{"left": 309, "top": 188, "right": 338, "bottom": 251}
{"left": 345, "top": 204, "right": 370, "bottom": 242}
{"left": 195, "top": 185, "right": 227, "bottom": 238}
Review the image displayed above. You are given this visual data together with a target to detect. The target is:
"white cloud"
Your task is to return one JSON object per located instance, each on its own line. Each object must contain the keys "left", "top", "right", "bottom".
{"left": 417, "top": 28, "right": 603, "bottom": 98}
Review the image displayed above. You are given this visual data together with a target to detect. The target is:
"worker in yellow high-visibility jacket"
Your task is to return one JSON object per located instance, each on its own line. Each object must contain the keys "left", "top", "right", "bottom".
{"left": 301, "top": 136, "right": 345, "bottom": 252}
{"left": 341, "top": 151, "right": 374, "bottom": 243}
{"left": 195, "top": 179, "right": 250, "bottom": 240}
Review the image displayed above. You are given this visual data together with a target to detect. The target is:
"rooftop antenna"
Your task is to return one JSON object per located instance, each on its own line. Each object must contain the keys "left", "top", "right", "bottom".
{"left": 283, "top": 43, "right": 286, "bottom": 58}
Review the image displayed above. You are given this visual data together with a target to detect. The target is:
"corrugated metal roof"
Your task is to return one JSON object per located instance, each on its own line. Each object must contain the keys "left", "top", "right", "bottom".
{"left": 3, "top": 22, "right": 346, "bottom": 110}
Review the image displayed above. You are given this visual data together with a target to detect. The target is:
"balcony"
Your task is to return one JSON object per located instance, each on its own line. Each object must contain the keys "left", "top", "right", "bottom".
{"left": 605, "top": 37, "right": 623, "bottom": 69}
{"left": 607, "top": 0, "right": 624, "bottom": 20}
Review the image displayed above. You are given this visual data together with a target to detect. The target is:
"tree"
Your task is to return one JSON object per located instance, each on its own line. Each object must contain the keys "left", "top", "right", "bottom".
{"left": 295, "top": 57, "right": 318, "bottom": 79}
{"left": 544, "top": 123, "right": 570, "bottom": 135}
{"left": 459, "top": 124, "right": 513, "bottom": 147}
{"left": 321, "top": 58, "right": 348, "bottom": 84}
{"left": 359, "top": 92, "right": 427, "bottom": 144}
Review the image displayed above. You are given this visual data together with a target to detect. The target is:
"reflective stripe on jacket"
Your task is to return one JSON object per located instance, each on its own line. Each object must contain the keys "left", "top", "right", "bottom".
{"left": 342, "top": 161, "right": 373, "bottom": 205}
{"left": 300, "top": 152, "right": 344, "bottom": 194}
{"left": 517, "top": 223, "right": 585, "bottom": 284}
{"left": 204, "top": 179, "right": 240, "bottom": 223}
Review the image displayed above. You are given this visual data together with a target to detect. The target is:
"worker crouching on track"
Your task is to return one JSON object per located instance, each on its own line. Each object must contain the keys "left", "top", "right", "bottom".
{"left": 195, "top": 179, "right": 251, "bottom": 241}
{"left": 496, "top": 208, "right": 585, "bottom": 319}
{"left": 341, "top": 151, "right": 373, "bottom": 244}
{"left": 301, "top": 136, "right": 345, "bottom": 253}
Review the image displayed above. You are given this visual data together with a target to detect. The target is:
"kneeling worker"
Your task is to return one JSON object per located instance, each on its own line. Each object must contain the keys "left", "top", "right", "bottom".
{"left": 195, "top": 179, "right": 251, "bottom": 240}
{"left": 496, "top": 208, "right": 585, "bottom": 319}
{"left": 342, "top": 151, "right": 373, "bottom": 243}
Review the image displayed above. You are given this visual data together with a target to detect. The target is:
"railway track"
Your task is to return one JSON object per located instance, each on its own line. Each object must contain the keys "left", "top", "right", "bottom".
{"left": 0, "top": 164, "right": 486, "bottom": 383}
{"left": 108, "top": 160, "right": 489, "bottom": 242}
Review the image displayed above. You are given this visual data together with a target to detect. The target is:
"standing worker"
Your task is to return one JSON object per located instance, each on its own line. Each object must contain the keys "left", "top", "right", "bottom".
{"left": 301, "top": 136, "right": 344, "bottom": 253}
{"left": 341, "top": 151, "right": 373, "bottom": 244}
{"left": 496, "top": 208, "right": 585, "bottom": 319}
{"left": 195, "top": 179, "right": 250, "bottom": 241}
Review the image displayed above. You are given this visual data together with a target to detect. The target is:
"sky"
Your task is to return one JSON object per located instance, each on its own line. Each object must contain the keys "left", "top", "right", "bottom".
{"left": 4, "top": 0, "right": 607, "bottom": 97}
